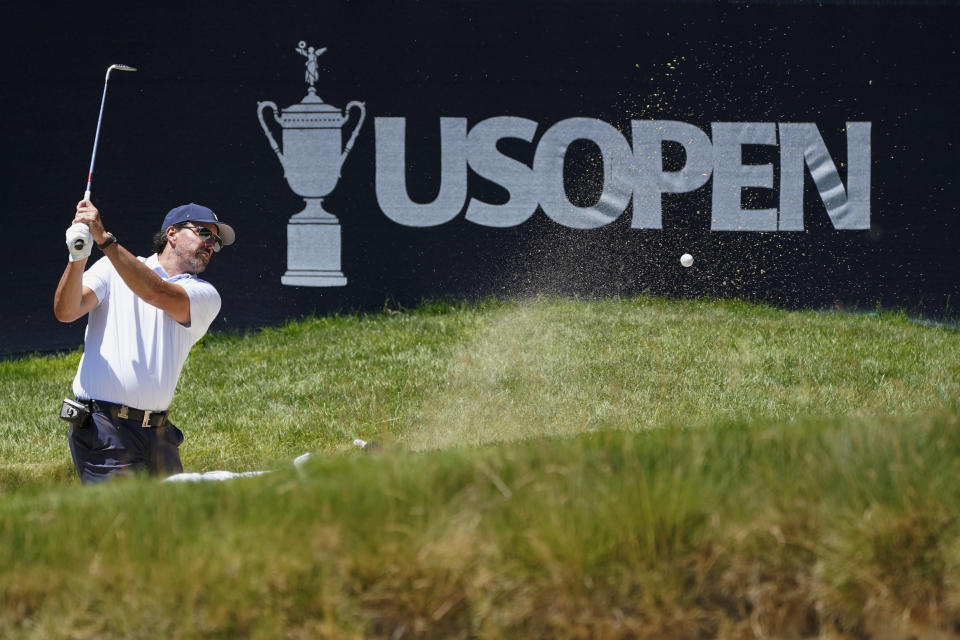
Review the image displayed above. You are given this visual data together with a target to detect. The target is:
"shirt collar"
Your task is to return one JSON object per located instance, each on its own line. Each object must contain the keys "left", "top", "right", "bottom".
{"left": 143, "top": 253, "right": 194, "bottom": 282}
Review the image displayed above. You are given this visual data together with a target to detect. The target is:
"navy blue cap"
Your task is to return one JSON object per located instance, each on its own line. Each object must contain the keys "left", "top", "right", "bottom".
{"left": 161, "top": 203, "right": 235, "bottom": 246}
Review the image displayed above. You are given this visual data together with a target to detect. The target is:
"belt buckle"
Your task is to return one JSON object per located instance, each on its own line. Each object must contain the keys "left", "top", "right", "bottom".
{"left": 141, "top": 410, "right": 153, "bottom": 428}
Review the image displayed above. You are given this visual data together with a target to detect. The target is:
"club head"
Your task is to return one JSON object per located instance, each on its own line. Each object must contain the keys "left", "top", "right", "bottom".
{"left": 105, "top": 64, "right": 137, "bottom": 80}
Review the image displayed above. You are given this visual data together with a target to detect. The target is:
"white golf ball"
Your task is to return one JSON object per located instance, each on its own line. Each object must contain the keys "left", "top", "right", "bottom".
{"left": 680, "top": 253, "right": 694, "bottom": 268}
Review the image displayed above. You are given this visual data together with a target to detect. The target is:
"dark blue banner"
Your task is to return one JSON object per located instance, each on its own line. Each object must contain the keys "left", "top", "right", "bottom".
{"left": 3, "top": 0, "right": 958, "bottom": 357}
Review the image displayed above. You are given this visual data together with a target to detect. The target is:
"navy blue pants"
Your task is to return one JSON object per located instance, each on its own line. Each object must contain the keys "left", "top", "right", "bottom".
{"left": 67, "top": 405, "right": 184, "bottom": 484}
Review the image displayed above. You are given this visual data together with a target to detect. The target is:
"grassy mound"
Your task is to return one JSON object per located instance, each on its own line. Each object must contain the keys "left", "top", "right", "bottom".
{"left": 1, "top": 297, "right": 958, "bottom": 637}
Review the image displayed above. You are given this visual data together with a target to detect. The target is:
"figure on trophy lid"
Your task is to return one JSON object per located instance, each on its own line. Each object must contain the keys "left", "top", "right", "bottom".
{"left": 296, "top": 41, "right": 327, "bottom": 88}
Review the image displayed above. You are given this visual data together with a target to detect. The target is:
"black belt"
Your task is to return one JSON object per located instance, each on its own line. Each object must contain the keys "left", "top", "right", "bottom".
{"left": 87, "top": 400, "right": 168, "bottom": 428}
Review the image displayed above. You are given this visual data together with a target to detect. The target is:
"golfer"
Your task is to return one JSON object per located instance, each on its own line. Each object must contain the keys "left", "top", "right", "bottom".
{"left": 54, "top": 200, "right": 235, "bottom": 483}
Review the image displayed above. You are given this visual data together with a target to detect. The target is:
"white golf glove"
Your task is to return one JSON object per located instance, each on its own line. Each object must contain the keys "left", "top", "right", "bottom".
{"left": 66, "top": 223, "right": 93, "bottom": 262}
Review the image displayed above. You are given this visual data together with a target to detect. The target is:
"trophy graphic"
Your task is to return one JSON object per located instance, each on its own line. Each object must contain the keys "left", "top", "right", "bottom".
{"left": 257, "top": 41, "right": 366, "bottom": 286}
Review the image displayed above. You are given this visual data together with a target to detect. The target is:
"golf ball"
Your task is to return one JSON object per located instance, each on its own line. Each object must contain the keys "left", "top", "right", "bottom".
{"left": 680, "top": 253, "right": 694, "bottom": 268}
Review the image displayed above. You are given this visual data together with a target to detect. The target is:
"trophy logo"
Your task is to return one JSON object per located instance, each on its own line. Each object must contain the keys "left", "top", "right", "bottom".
{"left": 257, "top": 41, "right": 366, "bottom": 287}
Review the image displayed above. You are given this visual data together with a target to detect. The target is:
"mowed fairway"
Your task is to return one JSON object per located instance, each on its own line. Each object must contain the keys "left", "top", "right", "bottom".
{"left": 1, "top": 298, "right": 958, "bottom": 638}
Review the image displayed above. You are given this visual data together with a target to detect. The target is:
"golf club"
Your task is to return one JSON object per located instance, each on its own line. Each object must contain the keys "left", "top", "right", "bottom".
{"left": 72, "top": 64, "right": 136, "bottom": 252}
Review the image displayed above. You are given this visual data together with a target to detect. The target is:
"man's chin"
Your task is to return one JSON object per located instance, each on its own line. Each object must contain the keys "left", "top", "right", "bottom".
{"left": 187, "top": 259, "right": 208, "bottom": 275}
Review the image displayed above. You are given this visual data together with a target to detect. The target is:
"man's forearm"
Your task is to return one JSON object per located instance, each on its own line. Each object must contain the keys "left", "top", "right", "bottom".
{"left": 53, "top": 260, "right": 87, "bottom": 322}
{"left": 71, "top": 199, "right": 189, "bottom": 323}
{"left": 72, "top": 199, "right": 171, "bottom": 304}
{"left": 100, "top": 243, "right": 190, "bottom": 323}
{"left": 101, "top": 243, "right": 169, "bottom": 305}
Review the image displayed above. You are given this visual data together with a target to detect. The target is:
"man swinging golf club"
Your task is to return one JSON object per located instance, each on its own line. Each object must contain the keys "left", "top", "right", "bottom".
{"left": 54, "top": 201, "right": 236, "bottom": 483}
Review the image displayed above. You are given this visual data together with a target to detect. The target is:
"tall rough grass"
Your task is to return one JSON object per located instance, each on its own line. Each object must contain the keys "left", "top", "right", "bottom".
{"left": 2, "top": 411, "right": 959, "bottom": 638}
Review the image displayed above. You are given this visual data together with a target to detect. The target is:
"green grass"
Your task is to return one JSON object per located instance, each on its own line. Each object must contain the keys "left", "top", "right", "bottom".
{"left": 1, "top": 297, "right": 959, "bottom": 637}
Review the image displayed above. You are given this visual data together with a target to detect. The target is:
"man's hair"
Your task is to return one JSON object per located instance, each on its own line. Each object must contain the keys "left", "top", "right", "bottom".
{"left": 152, "top": 223, "right": 184, "bottom": 254}
{"left": 152, "top": 231, "right": 167, "bottom": 254}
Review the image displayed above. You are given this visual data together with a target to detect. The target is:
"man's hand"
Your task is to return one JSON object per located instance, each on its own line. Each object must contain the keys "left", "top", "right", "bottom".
{"left": 73, "top": 200, "right": 109, "bottom": 246}
{"left": 65, "top": 223, "right": 93, "bottom": 262}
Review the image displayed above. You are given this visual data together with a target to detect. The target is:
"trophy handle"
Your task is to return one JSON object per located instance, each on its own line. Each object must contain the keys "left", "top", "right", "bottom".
{"left": 256, "top": 101, "right": 284, "bottom": 166}
{"left": 340, "top": 101, "right": 366, "bottom": 167}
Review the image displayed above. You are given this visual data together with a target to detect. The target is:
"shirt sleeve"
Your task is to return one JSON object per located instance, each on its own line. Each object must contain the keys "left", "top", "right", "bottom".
{"left": 81, "top": 256, "right": 113, "bottom": 305}
{"left": 177, "top": 278, "right": 222, "bottom": 335}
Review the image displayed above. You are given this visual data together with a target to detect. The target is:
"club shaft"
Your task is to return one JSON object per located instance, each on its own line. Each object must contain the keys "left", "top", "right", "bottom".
{"left": 85, "top": 75, "right": 112, "bottom": 198}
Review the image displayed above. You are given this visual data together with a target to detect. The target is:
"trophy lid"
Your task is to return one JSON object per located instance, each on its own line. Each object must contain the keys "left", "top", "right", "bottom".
{"left": 280, "top": 87, "right": 346, "bottom": 128}
{"left": 285, "top": 87, "right": 342, "bottom": 114}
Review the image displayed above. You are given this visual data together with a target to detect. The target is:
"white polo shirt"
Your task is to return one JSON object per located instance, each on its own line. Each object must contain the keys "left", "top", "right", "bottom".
{"left": 72, "top": 254, "right": 221, "bottom": 411}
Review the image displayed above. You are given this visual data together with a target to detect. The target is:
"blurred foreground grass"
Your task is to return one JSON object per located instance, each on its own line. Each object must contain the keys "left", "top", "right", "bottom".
{"left": 1, "top": 297, "right": 958, "bottom": 637}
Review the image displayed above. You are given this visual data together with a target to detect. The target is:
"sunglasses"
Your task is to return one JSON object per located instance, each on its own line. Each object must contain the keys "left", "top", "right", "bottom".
{"left": 180, "top": 225, "right": 223, "bottom": 252}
